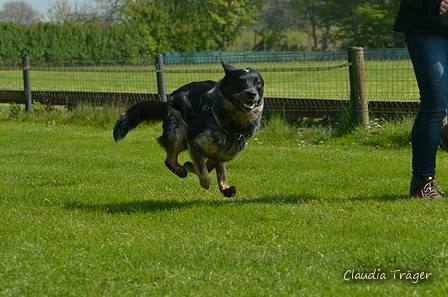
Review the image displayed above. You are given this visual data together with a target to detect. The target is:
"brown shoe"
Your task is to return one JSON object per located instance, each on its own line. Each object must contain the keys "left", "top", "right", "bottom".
{"left": 410, "top": 174, "right": 444, "bottom": 199}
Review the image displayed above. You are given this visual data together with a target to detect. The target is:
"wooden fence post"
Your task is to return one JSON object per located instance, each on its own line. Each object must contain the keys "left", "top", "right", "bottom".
{"left": 154, "top": 54, "right": 167, "bottom": 102}
{"left": 347, "top": 47, "right": 369, "bottom": 127}
{"left": 22, "top": 56, "right": 32, "bottom": 111}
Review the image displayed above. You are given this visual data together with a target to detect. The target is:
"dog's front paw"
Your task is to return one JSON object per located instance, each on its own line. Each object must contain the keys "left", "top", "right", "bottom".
{"left": 221, "top": 186, "right": 237, "bottom": 197}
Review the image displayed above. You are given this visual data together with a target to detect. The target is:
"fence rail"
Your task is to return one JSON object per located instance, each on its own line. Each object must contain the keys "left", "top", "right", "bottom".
{"left": 0, "top": 48, "right": 419, "bottom": 123}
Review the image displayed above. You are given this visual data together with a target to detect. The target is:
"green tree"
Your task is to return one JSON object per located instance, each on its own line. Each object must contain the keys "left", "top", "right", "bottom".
{"left": 286, "top": 0, "right": 402, "bottom": 50}
{"left": 329, "top": 0, "right": 401, "bottom": 49}
{"left": 353, "top": 2, "right": 401, "bottom": 48}
{"left": 202, "top": 0, "right": 265, "bottom": 50}
{"left": 0, "top": 22, "right": 27, "bottom": 57}
{"left": 121, "top": 0, "right": 171, "bottom": 53}
{"left": 254, "top": 0, "right": 289, "bottom": 51}
{"left": 122, "top": 0, "right": 265, "bottom": 53}
{"left": 288, "top": 0, "right": 336, "bottom": 51}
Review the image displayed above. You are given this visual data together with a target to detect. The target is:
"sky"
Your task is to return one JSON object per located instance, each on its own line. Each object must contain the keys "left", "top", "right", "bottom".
{"left": 0, "top": 0, "right": 81, "bottom": 15}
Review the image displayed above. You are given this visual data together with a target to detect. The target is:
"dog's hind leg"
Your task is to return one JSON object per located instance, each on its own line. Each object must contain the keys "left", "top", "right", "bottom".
{"left": 160, "top": 139, "right": 187, "bottom": 177}
{"left": 157, "top": 108, "right": 188, "bottom": 178}
{"left": 187, "top": 148, "right": 212, "bottom": 189}
{"left": 216, "top": 162, "right": 237, "bottom": 197}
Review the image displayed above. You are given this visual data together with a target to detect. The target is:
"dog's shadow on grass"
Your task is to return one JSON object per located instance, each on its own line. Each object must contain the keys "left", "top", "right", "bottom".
{"left": 64, "top": 193, "right": 410, "bottom": 215}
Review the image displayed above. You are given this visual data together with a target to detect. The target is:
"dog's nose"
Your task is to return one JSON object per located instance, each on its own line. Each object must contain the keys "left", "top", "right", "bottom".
{"left": 246, "top": 90, "right": 257, "bottom": 99}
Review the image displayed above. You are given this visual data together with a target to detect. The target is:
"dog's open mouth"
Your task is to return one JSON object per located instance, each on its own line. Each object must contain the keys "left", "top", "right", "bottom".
{"left": 236, "top": 98, "right": 258, "bottom": 110}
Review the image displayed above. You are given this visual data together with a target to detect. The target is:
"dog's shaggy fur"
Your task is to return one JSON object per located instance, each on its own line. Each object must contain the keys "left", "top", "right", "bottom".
{"left": 113, "top": 61, "right": 264, "bottom": 197}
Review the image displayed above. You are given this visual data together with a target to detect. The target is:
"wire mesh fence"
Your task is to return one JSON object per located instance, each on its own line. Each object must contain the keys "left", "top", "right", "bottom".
{"left": 0, "top": 49, "right": 419, "bottom": 117}
{"left": 364, "top": 58, "right": 418, "bottom": 101}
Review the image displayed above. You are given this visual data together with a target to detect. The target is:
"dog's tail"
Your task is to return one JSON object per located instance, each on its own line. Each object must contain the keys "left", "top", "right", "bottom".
{"left": 113, "top": 100, "right": 168, "bottom": 143}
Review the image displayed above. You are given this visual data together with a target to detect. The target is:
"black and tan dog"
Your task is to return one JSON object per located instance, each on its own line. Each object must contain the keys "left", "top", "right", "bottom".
{"left": 113, "top": 61, "right": 264, "bottom": 197}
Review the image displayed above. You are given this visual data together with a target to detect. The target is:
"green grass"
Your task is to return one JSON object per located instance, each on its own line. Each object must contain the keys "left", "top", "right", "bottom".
{"left": 1, "top": 106, "right": 448, "bottom": 296}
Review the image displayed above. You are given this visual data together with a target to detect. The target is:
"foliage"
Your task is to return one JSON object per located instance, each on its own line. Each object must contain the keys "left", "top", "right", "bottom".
{"left": 0, "top": 0, "right": 407, "bottom": 56}
{"left": 7, "top": 101, "right": 21, "bottom": 118}
{"left": 257, "top": 112, "right": 413, "bottom": 148}
{"left": 349, "top": 117, "right": 413, "bottom": 148}
{"left": 0, "top": 22, "right": 152, "bottom": 58}
{"left": 257, "top": 113, "right": 300, "bottom": 144}
{"left": 260, "top": 0, "right": 403, "bottom": 51}
{"left": 332, "top": 0, "right": 402, "bottom": 49}
{"left": 122, "top": 0, "right": 265, "bottom": 52}
{"left": 202, "top": 0, "right": 265, "bottom": 49}
{"left": 0, "top": 102, "right": 127, "bottom": 129}
{"left": 0, "top": 0, "right": 265, "bottom": 57}
{"left": 287, "top": 0, "right": 335, "bottom": 51}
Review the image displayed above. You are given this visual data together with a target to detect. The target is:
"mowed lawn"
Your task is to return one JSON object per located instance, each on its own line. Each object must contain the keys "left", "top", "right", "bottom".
{"left": 1, "top": 121, "right": 448, "bottom": 296}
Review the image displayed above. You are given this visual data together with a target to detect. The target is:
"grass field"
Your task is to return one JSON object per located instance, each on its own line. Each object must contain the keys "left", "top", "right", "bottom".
{"left": 1, "top": 107, "right": 448, "bottom": 296}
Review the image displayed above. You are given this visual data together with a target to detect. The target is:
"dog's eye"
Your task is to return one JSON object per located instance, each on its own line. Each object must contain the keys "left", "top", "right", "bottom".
{"left": 256, "top": 81, "right": 262, "bottom": 86}
{"left": 238, "top": 79, "right": 246, "bottom": 85}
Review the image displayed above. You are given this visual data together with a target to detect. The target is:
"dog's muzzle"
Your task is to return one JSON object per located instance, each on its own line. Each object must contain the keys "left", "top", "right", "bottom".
{"left": 233, "top": 89, "right": 262, "bottom": 111}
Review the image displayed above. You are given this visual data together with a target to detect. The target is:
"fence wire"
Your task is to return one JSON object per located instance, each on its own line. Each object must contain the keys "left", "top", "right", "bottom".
{"left": 0, "top": 49, "right": 419, "bottom": 116}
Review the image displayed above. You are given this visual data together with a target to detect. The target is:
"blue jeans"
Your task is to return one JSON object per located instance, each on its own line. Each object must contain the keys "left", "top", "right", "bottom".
{"left": 404, "top": 31, "right": 448, "bottom": 176}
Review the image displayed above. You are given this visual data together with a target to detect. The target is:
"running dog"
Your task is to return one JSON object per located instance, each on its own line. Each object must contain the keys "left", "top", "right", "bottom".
{"left": 113, "top": 61, "right": 264, "bottom": 197}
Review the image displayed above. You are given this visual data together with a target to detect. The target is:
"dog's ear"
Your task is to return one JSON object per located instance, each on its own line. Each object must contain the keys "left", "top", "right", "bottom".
{"left": 222, "top": 61, "right": 237, "bottom": 73}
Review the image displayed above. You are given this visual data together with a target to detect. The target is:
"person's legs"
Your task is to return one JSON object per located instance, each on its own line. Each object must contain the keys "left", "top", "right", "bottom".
{"left": 404, "top": 31, "right": 448, "bottom": 198}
